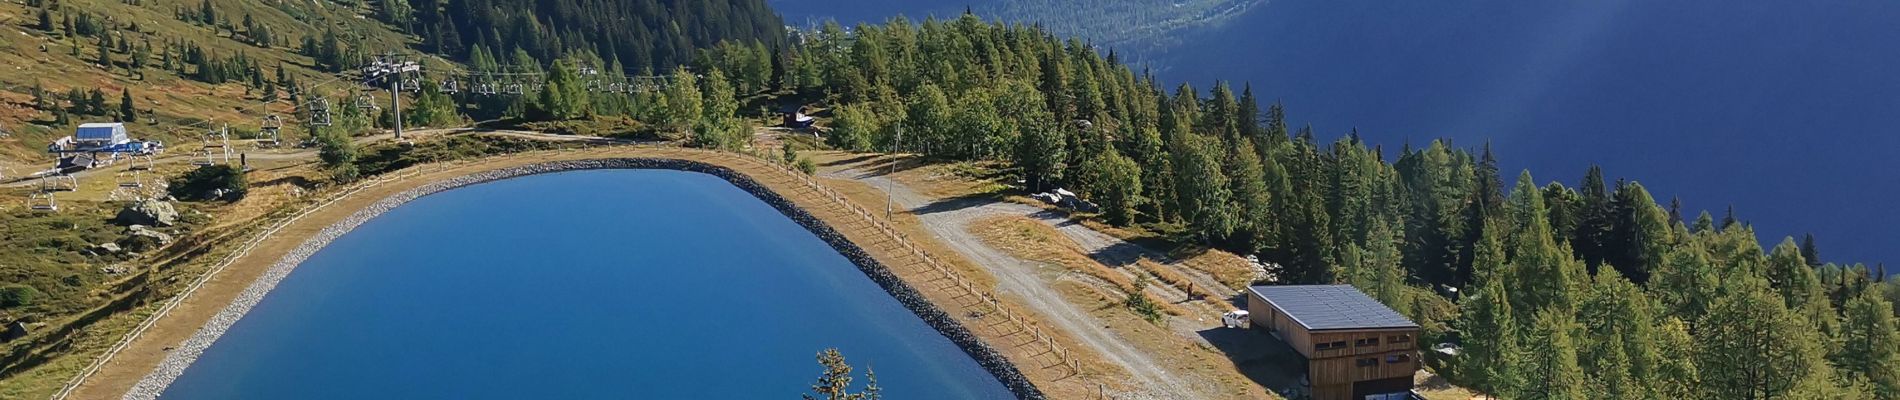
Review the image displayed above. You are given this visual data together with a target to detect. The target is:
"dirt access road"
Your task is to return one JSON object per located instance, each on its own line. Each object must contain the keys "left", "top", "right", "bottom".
{"left": 823, "top": 162, "right": 1255, "bottom": 399}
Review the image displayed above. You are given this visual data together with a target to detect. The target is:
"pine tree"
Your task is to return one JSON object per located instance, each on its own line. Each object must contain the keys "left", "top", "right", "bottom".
{"left": 37, "top": 7, "right": 53, "bottom": 31}
{"left": 1802, "top": 233, "right": 1823, "bottom": 267}
{"left": 30, "top": 81, "right": 47, "bottom": 111}
{"left": 1521, "top": 309, "right": 1587, "bottom": 400}
{"left": 1077, "top": 148, "right": 1143, "bottom": 226}
{"left": 696, "top": 69, "right": 742, "bottom": 150}
{"left": 1610, "top": 182, "right": 1670, "bottom": 284}
{"left": 118, "top": 88, "right": 135, "bottom": 122}
{"left": 1168, "top": 131, "right": 1234, "bottom": 244}
{"left": 1456, "top": 270, "right": 1523, "bottom": 399}
{"left": 1698, "top": 277, "right": 1836, "bottom": 399}
{"left": 1506, "top": 171, "right": 1577, "bottom": 315}
{"left": 1838, "top": 286, "right": 1900, "bottom": 399}
{"left": 86, "top": 88, "right": 107, "bottom": 115}
{"left": 198, "top": 0, "right": 215, "bottom": 25}
{"left": 1226, "top": 138, "right": 1273, "bottom": 249}
{"left": 1653, "top": 317, "right": 1701, "bottom": 398}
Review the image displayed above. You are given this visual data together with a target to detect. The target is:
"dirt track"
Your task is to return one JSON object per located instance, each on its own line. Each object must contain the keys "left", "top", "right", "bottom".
{"left": 823, "top": 165, "right": 1249, "bottom": 398}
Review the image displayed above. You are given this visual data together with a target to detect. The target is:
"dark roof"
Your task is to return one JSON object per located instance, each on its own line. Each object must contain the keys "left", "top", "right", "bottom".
{"left": 1249, "top": 285, "right": 1419, "bottom": 331}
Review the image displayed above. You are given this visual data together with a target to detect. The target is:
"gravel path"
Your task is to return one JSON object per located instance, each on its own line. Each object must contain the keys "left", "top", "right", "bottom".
{"left": 825, "top": 167, "right": 1213, "bottom": 398}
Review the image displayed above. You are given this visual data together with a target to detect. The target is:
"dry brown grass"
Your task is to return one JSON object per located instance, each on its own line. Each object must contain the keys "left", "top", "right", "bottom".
{"left": 970, "top": 215, "right": 1272, "bottom": 398}
{"left": 969, "top": 215, "right": 1189, "bottom": 317}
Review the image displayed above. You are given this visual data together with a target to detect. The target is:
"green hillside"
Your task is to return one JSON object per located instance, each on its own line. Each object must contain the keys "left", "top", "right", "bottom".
{"left": 0, "top": 0, "right": 417, "bottom": 169}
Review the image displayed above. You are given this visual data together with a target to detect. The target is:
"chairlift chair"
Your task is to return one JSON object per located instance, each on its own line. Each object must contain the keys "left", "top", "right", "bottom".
{"left": 193, "top": 148, "right": 216, "bottom": 167}
{"left": 128, "top": 154, "right": 155, "bottom": 171}
{"left": 28, "top": 191, "right": 57, "bottom": 212}
{"left": 356, "top": 94, "right": 379, "bottom": 110}
{"left": 42, "top": 174, "right": 77, "bottom": 192}
{"left": 118, "top": 169, "right": 143, "bottom": 188}
{"left": 440, "top": 79, "right": 460, "bottom": 94}
{"left": 308, "top": 98, "right": 334, "bottom": 126}
{"left": 260, "top": 115, "right": 284, "bottom": 146}
{"left": 504, "top": 83, "right": 524, "bottom": 95}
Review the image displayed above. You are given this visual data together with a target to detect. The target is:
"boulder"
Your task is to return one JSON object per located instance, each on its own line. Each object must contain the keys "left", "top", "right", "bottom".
{"left": 115, "top": 199, "right": 180, "bottom": 227}
{"left": 91, "top": 242, "right": 122, "bottom": 254}
{"left": 120, "top": 225, "right": 174, "bottom": 252}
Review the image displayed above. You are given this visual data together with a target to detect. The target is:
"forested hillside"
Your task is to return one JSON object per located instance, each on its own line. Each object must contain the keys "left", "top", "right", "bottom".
{"left": 0, "top": 0, "right": 787, "bottom": 396}
{"left": 406, "top": 0, "right": 783, "bottom": 72}
{"left": 687, "top": 13, "right": 1896, "bottom": 398}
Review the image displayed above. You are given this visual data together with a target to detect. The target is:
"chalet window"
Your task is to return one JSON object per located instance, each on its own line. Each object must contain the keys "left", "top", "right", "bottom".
{"left": 1315, "top": 342, "right": 1333, "bottom": 351}
{"left": 1386, "top": 354, "right": 1412, "bottom": 364}
{"left": 1331, "top": 341, "right": 1347, "bottom": 349}
{"left": 1355, "top": 337, "right": 1381, "bottom": 347}
{"left": 1357, "top": 357, "right": 1378, "bottom": 367}
{"left": 1388, "top": 334, "right": 1413, "bottom": 345}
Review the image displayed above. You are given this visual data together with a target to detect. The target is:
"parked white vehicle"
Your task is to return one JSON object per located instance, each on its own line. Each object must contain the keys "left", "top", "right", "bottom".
{"left": 1221, "top": 310, "right": 1251, "bottom": 329}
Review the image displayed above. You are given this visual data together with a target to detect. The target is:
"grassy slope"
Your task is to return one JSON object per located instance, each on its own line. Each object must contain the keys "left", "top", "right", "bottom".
{"left": 0, "top": 0, "right": 415, "bottom": 170}
{"left": 0, "top": 0, "right": 421, "bottom": 395}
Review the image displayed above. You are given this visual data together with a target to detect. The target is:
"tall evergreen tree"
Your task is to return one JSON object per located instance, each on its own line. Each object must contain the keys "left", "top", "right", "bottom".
{"left": 1698, "top": 277, "right": 1837, "bottom": 399}
{"left": 1838, "top": 286, "right": 1900, "bottom": 399}
{"left": 118, "top": 88, "right": 135, "bottom": 122}
{"left": 1456, "top": 267, "right": 1523, "bottom": 399}
{"left": 1521, "top": 309, "right": 1587, "bottom": 400}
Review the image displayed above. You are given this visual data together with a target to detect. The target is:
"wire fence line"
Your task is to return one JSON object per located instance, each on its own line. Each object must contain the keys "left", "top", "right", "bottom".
{"left": 716, "top": 150, "right": 1085, "bottom": 376}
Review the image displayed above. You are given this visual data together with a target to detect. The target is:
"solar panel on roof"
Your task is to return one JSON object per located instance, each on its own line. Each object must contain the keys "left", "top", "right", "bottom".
{"left": 1249, "top": 285, "right": 1419, "bottom": 331}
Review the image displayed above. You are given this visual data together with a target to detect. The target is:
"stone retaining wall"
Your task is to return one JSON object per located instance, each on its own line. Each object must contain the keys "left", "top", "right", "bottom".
{"left": 126, "top": 158, "right": 1044, "bottom": 399}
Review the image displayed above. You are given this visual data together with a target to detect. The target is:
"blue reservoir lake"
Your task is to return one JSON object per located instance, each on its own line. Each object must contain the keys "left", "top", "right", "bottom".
{"left": 160, "top": 169, "right": 1012, "bottom": 399}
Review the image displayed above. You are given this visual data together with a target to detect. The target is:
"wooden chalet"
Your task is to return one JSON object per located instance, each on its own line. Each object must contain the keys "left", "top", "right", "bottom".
{"left": 1247, "top": 285, "right": 1420, "bottom": 400}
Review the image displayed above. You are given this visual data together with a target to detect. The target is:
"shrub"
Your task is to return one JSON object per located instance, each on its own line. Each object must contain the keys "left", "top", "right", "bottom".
{"left": 0, "top": 284, "right": 39, "bottom": 308}
{"left": 796, "top": 157, "right": 817, "bottom": 175}
{"left": 168, "top": 165, "right": 247, "bottom": 201}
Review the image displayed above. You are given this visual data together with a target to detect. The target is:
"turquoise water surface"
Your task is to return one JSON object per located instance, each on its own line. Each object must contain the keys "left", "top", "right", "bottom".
{"left": 160, "top": 169, "right": 1012, "bottom": 399}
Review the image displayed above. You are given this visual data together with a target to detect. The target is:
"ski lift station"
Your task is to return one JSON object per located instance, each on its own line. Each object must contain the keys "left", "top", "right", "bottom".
{"left": 46, "top": 123, "right": 163, "bottom": 170}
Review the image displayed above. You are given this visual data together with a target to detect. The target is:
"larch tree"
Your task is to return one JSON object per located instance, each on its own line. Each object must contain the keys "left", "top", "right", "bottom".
{"left": 1225, "top": 137, "right": 1273, "bottom": 249}
{"left": 1076, "top": 148, "right": 1143, "bottom": 226}
{"left": 1167, "top": 131, "right": 1234, "bottom": 244}
{"left": 1697, "top": 277, "right": 1836, "bottom": 399}
{"left": 826, "top": 103, "right": 878, "bottom": 152}
{"left": 1521, "top": 308, "right": 1587, "bottom": 400}
{"left": 1610, "top": 182, "right": 1671, "bottom": 284}
{"left": 1456, "top": 267, "right": 1522, "bottom": 399}
{"left": 1838, "top": 286, "right": 1900, "bottom": 399}
{"left": 1505, "top": 171, "right": 1577, "bottom": 316}
{"left": 660, "top": 68, "right": 702, "bottom": 135}
{"left": 803, "top": 348, "right": 882, "bottom": 400}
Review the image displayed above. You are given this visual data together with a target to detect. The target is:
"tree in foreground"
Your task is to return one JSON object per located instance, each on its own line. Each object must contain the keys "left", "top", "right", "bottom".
{"left": 315, "top": 130, "right": 358, "bottom": 182}
{"left": 804, "top": 348, "right": 881, "bottom": 400}
{"left": 1076, "top": 148, "right": 1143, "bottom": 225}
{"left": 1838, "top": 286, "right": 1900, "bottom": 399}
{"left": 167, "top": 165, "right": 247, "bottom": 202}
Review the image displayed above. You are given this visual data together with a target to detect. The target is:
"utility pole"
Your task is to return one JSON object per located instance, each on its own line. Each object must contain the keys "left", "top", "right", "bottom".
{"left": 887, "top": 125, "right": 902, "bottom": 221}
